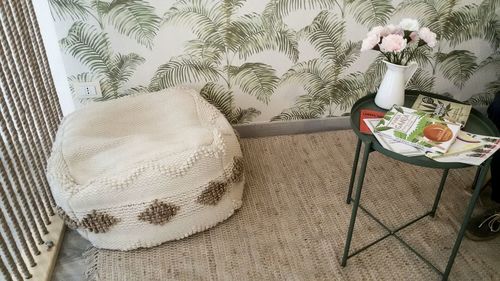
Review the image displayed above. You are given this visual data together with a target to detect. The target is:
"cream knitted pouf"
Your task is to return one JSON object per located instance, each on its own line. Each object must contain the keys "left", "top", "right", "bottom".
{"left": 47, "top": 88, "right": 245, "bottom": 250}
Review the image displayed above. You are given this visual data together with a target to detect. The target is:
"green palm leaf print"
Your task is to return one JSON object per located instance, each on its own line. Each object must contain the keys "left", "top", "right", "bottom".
{"left": 184, "top": 39, "right": 224, "bottom": 64}
{"left": 97, "top": 0, "right": 160, "bottom": 48}
{"left": 406, "top": 69, "right": 435, "bottom": 92}
{"left": 332, "top": 72, "right": 366, "bottom": 111}
{"left": 60, "top": 22, "right": 113, "bottom": 74}
{"left": 229, "top": 13, "right": 272, "bottom": 56}
{"left": 280, "top": 58, "right": 334, "bottom": 99}
{"left": 478, "top": 51, "right": 500, "bottom": 69}
{"left": 271, "top": 106, "right": 324, "bottom": 121}
{"left": 56, "top": 0, "right": 498, "bottom": 124}
{"left": 438, "top": 50, "right": 478, "bottom": 89}
{"left": 347, "top": 0, "right": 393, "bottom": 28}
{"left": 232, "top": 107, "right": 261, "bottom": 124}
{"left": 467, "top": 92, "right": 496, "bottom": 107}
{"left": 396, "top": 0, "right": 497, "bottom": 90}
{"left": 154, "top": 0, "right": 297, "bottom": 122}
{"left": 164, "top": 0, "right": 225, "bottom": 48}
{"left": 149, "top": 56, "right": 222, "bottom": 91}
{"left": 61, "top": 21, "right": 146, "bottom": 99}
{"left": 447, "top": 2, "right": 499, "bottom": 49}
{"left": 302, "top": 11, "right": 345, "bottom": 61}
{"left": 396, "top": 0, "right": 455, "bottom": 38}
{"left": 230, "top": 13, "right": 299, "bottom": 62}
{"left": 264, "top": 0, "right": 336, "bottom": 20}
{"left": 200, "top": 82, "right": 261, "bottom": 124}
{"left": 484, "top": 81, "right": 500, "bottom": 96}
{"left": 221, "top": 0, "right": 246, "bottom": 23}
{"left": 275, "top": 10, "right": 379, "bottom": 120}
{"left": 200, "top": 82, "right": 235, "bottom": 119}
{"left": 107, "top": 53, "right": 145, "bottom": 92}
{"left": 49, "top": 0, "right": 92, "bottom": 20}
{"left": 229, "top": 63, "right": 279, "bottom": 104}
{"left": 335, "top": 41, "right": 361, "bottom": 69}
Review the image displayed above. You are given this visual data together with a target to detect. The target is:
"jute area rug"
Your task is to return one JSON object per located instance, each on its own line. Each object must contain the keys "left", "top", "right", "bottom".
{"left": 84, "top": 130, "right": 500, "bottom": 281}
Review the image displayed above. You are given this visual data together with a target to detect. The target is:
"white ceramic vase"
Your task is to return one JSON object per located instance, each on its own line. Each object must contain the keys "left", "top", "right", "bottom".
{"left": 374, "top": 61, "right": 418, "bottom": 110}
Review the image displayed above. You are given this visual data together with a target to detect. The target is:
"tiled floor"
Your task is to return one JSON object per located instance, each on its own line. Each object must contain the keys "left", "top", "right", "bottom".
{"left": 52, "top": 230, "right": 90, "bottom": 281}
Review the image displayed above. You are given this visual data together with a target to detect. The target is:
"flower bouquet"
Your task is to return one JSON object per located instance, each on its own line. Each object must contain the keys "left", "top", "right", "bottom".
{"left": 361, "top": 18, "right": 437, "bottom": 66}
{"left": 361, "top": 19, "right": 438, "bottom": 109}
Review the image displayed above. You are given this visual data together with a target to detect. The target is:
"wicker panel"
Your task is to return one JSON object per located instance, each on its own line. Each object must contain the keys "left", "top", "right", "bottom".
{"left": 0, "top": 0, "right": 63, "bottom": 279}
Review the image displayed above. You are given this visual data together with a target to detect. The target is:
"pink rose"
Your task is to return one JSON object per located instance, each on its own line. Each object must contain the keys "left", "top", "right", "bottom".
{"left": 379, "top": 34, "right": 407, "bottom": 53}
{"left": 409, "top": 31, "right": 419, "bottom": 43}
{"left": 418, "top": 27, "right": 437, "bottom": 47}
{"left": 361, "top": 34, "right": 380, "bottom": 51}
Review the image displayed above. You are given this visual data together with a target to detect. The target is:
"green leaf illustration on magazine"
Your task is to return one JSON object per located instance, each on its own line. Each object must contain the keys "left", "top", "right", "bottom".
{"left": 411, "top": 95, "right": 472, "bottom": 127}
{"left": 364, "top": 118, "right": 424, "bottom": 157}
{"left": 375, "top": 106, "right": 461, "bottom": 154}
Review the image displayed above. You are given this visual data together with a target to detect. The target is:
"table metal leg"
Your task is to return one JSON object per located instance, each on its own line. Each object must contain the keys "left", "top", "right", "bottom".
{"left": 430, "top": 169, "right": 449, "bottom": 217}
{"left": 442, "top": 161, "right": 491, "bottom": 280}
{"left": 346, "top": 138, "right": 362, "bottom": 204}
{"left": 341, "top": 142, "right": 371, "bottom": 266}
{"left": 470, "top": 167, "right": 481, "bottom": 191}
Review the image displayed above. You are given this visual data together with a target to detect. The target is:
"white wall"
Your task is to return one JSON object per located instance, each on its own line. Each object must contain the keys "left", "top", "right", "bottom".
{"left": 32, "top": 0, "right": 75, "bottom": 116}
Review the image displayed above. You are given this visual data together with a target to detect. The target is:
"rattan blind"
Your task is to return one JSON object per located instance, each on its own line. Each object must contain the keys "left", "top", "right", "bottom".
{"left": 0, "top": 0, "right": 63, "bottom": 280}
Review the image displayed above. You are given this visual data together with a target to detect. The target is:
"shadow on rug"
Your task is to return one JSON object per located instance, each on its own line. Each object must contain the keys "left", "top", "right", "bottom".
{"left": 84, "top": 130, "right": 500, "bottom": 281}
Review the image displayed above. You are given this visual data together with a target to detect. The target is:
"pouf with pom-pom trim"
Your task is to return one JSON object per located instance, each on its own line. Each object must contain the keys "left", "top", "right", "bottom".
{"left": 47, "top": 88, "right": 245, "bottom": 250}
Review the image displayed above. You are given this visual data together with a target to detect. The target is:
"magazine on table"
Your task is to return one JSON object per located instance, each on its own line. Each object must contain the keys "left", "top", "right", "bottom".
{"left": 374, "top": 106, "right": 461, "bottom": 154}
{"left": 359, "top": 109, "right": 386, "bottom": 134}
{"left": 411, "top": 95, "right": 472, "bottom": 127}
{"left": 364, "top": 118, "right": 424, "bottom": 157}
{"left": 425, "top": 133, "right": 500, "bottom": 166}
{"left": 426, "top": 131, "right": 484, "bottom": 159}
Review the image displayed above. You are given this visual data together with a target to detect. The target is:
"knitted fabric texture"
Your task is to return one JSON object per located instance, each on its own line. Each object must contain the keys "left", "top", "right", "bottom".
{"left": 47, "top": 88, "right": 245, "bottom": 250}
{"left": 81, "top": 210, "right": 119, "bottom": 234}
{"left": 137, "top": 200, "right": 180, "bottom": 225}
{"left": 55, "top": 206, "right": 79, "bottom": 229}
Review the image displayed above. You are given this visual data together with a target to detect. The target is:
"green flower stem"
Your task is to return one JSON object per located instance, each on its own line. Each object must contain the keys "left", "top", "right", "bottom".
{"left": 379, "top": 50, "right": 391, "bottom": 62}
{"left": 404, "top": 45, "right": 423, "bottom": 66}
{"left": 404, "top": 48, "right": 416, "bottom": 65}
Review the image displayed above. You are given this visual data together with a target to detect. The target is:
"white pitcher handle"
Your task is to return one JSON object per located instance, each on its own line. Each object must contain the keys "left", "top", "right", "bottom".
{"left": 405, "top": 61, "right": 418, "bottom": 86}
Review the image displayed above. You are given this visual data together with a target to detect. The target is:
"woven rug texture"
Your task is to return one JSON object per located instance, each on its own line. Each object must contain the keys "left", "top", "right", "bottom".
{"left": 84, "top": 130, "right": 500, "bottom": 281}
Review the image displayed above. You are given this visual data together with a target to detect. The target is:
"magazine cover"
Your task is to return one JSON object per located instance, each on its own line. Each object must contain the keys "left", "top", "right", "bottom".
{"left": 359, "top": 110, "right": 385, "bottom": 134}
{"left": 364, "top": 118, "right": 424, "bottom": 157}
{"left": 411, "top": 95, "right": 471, "bottom": 127}
{"left": 426, "top": 131, "right": 484, "bottom": 159}
{"left": 375, "top": 106, "right": 461, "bottom": 154}
{"left": 426, "top": 133, "right": 500, "bottom": 165}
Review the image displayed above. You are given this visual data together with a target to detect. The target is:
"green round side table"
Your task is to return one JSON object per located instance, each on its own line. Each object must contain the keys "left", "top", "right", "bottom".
{"left": 341, "top": 90, "right": 499, "bottom": 281}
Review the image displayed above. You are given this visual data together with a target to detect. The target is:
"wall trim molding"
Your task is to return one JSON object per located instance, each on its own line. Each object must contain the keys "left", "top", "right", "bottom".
{"left": 233, "top": 117, "right": 351, "bottom": 138}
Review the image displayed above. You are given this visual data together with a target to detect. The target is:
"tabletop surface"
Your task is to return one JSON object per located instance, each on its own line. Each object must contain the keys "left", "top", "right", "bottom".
{"left": 350, "top": 90, "right": 500, "bottom": 169}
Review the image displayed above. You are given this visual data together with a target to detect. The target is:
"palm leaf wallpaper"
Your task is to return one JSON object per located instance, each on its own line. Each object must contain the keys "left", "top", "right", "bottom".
{"left": 50, "top": 0, "right": 499, "bottom": 124}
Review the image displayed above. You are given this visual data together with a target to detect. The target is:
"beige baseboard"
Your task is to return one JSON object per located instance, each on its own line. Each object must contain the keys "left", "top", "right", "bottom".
{"left": 233, "top": 117, "right": 351, "bottom": 138}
